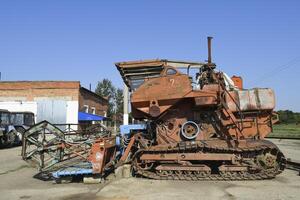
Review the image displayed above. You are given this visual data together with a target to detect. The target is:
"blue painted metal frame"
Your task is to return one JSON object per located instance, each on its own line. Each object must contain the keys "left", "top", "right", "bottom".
{"left": 119, "top": 124, "right": 147, "bottom": 135}
{"left": 52, "top": 168, "right": 93, "bottom": 178}
{"left": 52, "top": 162, "right": 94, "bottom": 178}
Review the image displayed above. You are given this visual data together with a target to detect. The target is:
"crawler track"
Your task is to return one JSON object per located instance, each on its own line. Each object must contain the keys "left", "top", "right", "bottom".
{"left": 132, "top": 139, "right": 286, "bottom": 181}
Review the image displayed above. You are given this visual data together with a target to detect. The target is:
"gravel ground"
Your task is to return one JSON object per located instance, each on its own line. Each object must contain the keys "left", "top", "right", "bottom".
{"left": 0, "top": 139, "right": 299, "bottom": 200}
{"left": 269, "top": 138, "right": 300, "bottom": 162}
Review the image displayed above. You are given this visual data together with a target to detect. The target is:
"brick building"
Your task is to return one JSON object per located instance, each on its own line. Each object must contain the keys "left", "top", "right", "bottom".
{"left": 0, "top": 81, "right": 108, "bottom": 124}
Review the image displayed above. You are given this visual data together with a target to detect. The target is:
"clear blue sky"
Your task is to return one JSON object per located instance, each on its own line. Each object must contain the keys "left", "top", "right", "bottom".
{"left": 0, "top": 1, "right": 299, "bottom": 111}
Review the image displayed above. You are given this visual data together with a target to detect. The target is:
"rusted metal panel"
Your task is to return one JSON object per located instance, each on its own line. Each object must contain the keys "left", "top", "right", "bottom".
{"left": 119, "top": 136, "right": 135, "bottom": 164}
{"left": 231, "top": 76, "right": 243, "bottom": 89}
{"left": 88, "top": 137, "right": 116, "bottom": 174}
{"left": 194, "top": 96, "right": 217, "bottom": 106}
{"left": 218, "top": 165, "right": 248, "bottom": 172}
{"left": 140, "top": 153, "right": 234, "bottom": 161}
{"left": 156, "top": 164, "right": 211, "bottom": 172}
{"left": 131, "top": 69, "right": 193, "bottom": 117}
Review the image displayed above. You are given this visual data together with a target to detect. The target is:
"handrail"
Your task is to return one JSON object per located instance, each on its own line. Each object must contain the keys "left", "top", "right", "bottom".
{"left": 218, "top": 74, "right": 244, "bottom": 131}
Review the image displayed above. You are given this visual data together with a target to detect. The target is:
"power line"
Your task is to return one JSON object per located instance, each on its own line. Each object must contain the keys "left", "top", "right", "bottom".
{"left": 250, "top": 57, "right": 300, "bottom": 85}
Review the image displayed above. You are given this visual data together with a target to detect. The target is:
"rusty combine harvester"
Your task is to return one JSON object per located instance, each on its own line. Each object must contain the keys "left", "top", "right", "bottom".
{"left": 115, "top": 37, "right": 286, "bottom": 180}
{"left": 22, "top": 37, "right": 286, "bottom": 182}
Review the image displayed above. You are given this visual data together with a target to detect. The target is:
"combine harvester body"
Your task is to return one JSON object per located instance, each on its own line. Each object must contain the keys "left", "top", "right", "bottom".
{"left": 115, "top": 37, "right": 286, "bottom": 180}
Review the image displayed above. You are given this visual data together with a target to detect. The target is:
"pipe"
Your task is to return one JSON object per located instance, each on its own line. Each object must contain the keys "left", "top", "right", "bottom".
{"left": 207, "top": 36, "right": 213, "bottom": 64}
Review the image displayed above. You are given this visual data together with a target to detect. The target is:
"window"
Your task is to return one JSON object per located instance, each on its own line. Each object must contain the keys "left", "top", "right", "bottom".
{"left": 166, "top": 68, "right": 177, "bottom": 75}
{"left": 83, "top": 105, "right": 89, "bottom": 113}
{"left": 91, "top": 107, "right": 96, "bottom": 115}
{"left": 10, "top": 113, "right": 23, "bottom": 125}
{"left": 0, "top": 112, "right": 10, "bottom": 125}
{"left": 24, "top": 114, "right": 35, "bottom": 126}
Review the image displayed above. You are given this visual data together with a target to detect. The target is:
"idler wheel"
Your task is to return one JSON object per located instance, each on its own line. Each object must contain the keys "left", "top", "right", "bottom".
{"left": 257, "top": 152, "right": 277, "bottom": 169}
{"left": 181, "top": 121, "right": 200, "bottom": 140}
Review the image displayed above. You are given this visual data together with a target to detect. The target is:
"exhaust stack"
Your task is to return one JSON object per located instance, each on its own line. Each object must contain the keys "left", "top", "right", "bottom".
{"left": 207, "top": 36, "right": 213, "bottom": 64}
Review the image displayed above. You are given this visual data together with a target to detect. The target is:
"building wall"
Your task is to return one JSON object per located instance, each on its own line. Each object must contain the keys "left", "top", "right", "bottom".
{"left": 79, "top": 87, "right": 108, "bottom": 117}
{"left": 0, "top": 81, "right": 80, "bottom": 101}
{"left": 66, "top": 101, "right": 79, "bottom": 124}
{"left": 0, "top": 81, "right": 80, "bottom": 124}
{"left": 0, "top": 101, "right": 38, "bottom": 122}
{"left": 0, "top": 82, "right": 108, "bottom": 125}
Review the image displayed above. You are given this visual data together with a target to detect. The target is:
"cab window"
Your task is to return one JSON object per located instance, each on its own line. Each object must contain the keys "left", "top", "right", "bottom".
{"left": 166, "top": 68, "right": 177, "bottom": 75}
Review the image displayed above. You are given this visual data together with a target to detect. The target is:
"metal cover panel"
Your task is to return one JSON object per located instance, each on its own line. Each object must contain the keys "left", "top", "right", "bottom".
{"left": 257, "top": 88, "right": 275, "bottom": 110}
{"left": 227, "top": 88, "right": 275, "bottom": 112}
{"left": 238, "top": 90, "right": 252, "bottom": 111}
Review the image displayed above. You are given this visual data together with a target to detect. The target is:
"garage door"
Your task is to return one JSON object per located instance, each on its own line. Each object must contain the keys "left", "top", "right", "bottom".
{"left": 36, "top": 100, "right": 67, "bottom": 124}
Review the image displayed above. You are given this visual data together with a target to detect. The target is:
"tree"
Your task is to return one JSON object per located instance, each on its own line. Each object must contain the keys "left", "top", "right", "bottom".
{"left": 277, "top": 110, "right": 300, "bottom": 124}
{"left": 95, "top": 79, "right": 116, "bottom": 117}
{"left": 115, "top": 88, "right": 124, "bottom": 114}
{"left": 95, "top": 79, "right": 124, "bottom": 124}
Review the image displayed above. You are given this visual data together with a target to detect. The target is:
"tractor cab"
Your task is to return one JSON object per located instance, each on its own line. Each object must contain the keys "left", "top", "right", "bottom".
{"left": 0, "top": 110, "right": 19, "bottom": 147}
{"left": 10, "top": 111, "right": 35, "bottom": 138}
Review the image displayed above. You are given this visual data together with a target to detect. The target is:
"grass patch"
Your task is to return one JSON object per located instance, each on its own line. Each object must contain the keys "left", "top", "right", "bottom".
{"left": 269, "top": 124, "right": 300, "bottom": 139}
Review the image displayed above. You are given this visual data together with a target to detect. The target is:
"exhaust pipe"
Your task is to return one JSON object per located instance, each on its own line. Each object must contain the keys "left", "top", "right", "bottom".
{"left": 207, "top": 36, "right": 213, "bottom": 64}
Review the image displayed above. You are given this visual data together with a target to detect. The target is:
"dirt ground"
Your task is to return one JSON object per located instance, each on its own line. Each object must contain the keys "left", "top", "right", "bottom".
{"left": 0, "top": 139, "right": 299, "bottom": 200}
{"left": 270, "top": 138, "right": 300, "bottom": 162}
